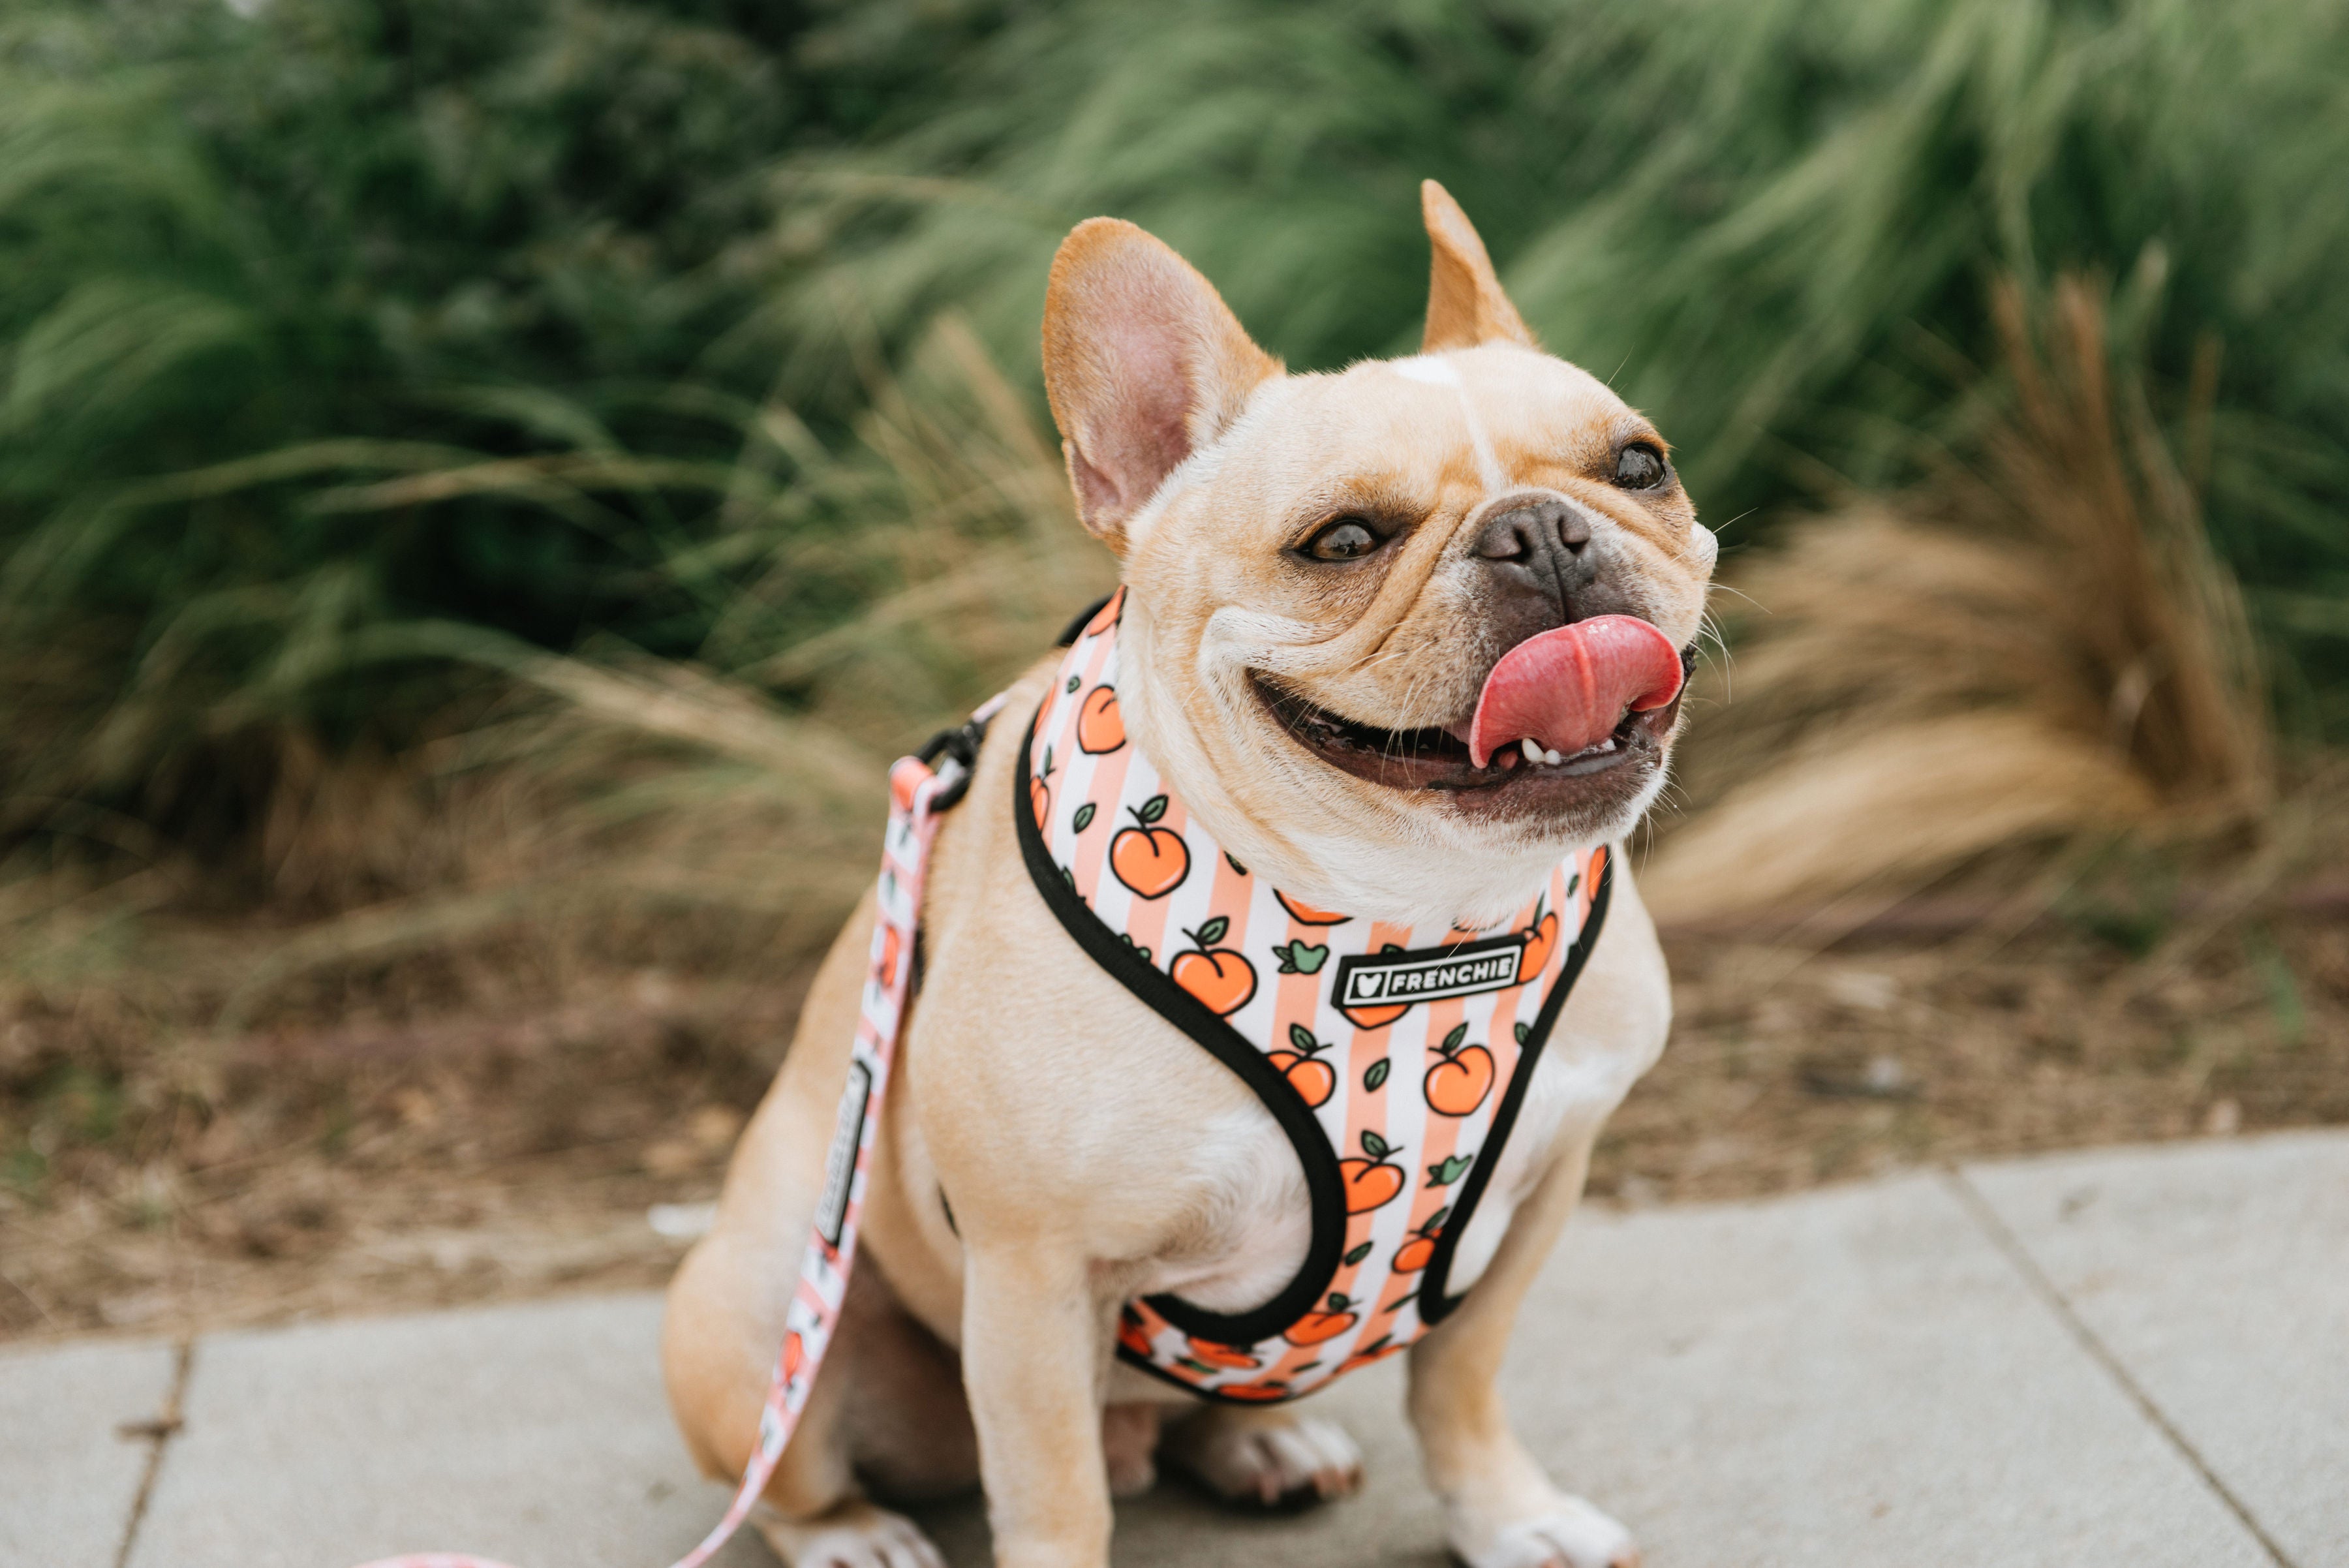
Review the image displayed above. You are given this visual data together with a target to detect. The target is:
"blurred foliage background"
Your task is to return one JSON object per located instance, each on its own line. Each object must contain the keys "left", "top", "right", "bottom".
{"left": 3, "top": 0, "right": 2345, "bottom": 1334}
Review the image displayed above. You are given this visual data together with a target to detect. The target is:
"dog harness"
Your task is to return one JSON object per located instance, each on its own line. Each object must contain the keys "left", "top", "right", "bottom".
{"left": 347, "top": 593, "right": 1609, "bottom": 1568}
{"left": 1019, "top": 590, "right": 1613, "bottom": 1403}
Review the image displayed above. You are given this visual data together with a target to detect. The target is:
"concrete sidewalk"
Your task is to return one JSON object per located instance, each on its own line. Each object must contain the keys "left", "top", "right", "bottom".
{"left": 8, "top": 1133, "right": 2343, "bottom": 1568}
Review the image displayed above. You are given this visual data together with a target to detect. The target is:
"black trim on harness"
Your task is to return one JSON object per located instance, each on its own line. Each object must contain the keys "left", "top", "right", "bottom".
{"left": 1415, "top": 850, "right": 1612, "bottom": 1325}
{"left": 1011, "top": 703, "right": 1351, "bottom": 1354}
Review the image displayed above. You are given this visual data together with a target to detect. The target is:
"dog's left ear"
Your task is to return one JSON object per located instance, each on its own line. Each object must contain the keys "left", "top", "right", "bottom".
{"left": 1043, "top": 218, "right": 1282, "bottom": 551}
{"left": 1420, "top": 180, "right": 1537, "bottom": 353}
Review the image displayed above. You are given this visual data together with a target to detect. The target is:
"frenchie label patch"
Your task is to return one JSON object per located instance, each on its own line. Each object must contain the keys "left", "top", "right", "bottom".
{"left": 1334, "top": 934, "right": 1528, "bottom": 1011}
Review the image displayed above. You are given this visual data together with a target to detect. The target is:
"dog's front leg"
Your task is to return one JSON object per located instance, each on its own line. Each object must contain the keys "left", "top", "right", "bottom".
{"left": 961, "top": 1238, "right": 1114, "bottom": 1568}
{"left": 1405, "top": 1128, "right": 1639, "bottom": 1568}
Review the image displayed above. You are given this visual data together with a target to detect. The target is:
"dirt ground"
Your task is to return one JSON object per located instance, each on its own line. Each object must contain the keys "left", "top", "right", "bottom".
{"left": 3, "top": 910, "right": 2342, "bottom": 1344}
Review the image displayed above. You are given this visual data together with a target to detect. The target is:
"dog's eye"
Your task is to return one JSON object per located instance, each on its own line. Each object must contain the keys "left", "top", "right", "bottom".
{"left": 1302, "top": 519, "right": 1381, "bottom": 562}
{"left": 1614, "top": 443, "right": 1667, "bottom": 490}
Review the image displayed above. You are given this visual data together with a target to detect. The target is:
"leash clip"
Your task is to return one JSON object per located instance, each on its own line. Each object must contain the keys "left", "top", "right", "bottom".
{"left": 916, "top": 713, "right": 992, "bottom": 812}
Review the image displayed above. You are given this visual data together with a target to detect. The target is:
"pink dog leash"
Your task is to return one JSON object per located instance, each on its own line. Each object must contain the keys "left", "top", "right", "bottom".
{"left": 356, "top": 709, "right": 993, "bottom": 1568}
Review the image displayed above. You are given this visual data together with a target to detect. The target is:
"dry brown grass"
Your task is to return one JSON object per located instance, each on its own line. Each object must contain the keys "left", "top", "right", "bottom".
{"left": 1647, "top": 277, "right": 2273, "bottom": 926}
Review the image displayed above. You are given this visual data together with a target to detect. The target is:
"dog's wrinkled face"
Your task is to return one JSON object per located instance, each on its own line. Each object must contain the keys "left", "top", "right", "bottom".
{"left": 1043, "top": 183, "right": 1715, "bottom": 927}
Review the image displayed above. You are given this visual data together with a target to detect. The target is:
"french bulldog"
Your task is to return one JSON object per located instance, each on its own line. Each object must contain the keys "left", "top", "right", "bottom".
{"left": 664, "top": 179, "right": 1715, "bottom": 1568}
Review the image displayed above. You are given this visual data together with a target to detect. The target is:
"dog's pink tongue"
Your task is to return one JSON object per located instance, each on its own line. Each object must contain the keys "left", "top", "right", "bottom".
{"left": 1467, "top": 616, "right": 1684, "bottom": 767}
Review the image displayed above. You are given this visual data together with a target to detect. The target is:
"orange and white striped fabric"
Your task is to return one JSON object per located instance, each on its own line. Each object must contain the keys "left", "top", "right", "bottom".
{"left": 1019, "top": 591, "right": 1612, "bottom": 1403}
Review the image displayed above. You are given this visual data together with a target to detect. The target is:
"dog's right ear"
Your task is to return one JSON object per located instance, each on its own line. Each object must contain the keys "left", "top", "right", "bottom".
{"left": 1420, "top": 180, "right": 1537, "bottom": 353}
{"left": 1043, "top": 219, "right": 1281, "bottom": 551}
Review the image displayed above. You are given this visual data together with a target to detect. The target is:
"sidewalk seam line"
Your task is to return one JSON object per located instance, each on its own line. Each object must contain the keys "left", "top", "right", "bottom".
{"left": 114, "top": 1336, "right": 195, "bottom": 1568}
{"left": 1939, "top": 1165, "right": 2298, "bottom": 1568}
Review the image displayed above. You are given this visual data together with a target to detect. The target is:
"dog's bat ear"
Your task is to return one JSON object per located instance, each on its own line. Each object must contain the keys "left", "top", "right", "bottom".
{"left": 1043, "top": 219, "right": 1281, "bottom": 551}
{"left": 1420, "top": 180, "right": 1537, "bottom": 353}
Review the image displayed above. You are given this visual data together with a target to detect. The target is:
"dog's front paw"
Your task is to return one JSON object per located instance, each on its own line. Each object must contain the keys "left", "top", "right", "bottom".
{"left": 752, "top": 1499, "right": 947, "bottom": 1568}
{"left": 1458, "top": 1499, "right": 1639, "bottom": 1568}
{"left": 1161, "top": 1405, "right": 1364, "bottom": 1508}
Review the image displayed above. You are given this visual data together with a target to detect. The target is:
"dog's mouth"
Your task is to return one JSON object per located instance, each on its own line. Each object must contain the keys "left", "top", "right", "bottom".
{"left": 1251, "top": 671, "right": 1683, "bottom": 818}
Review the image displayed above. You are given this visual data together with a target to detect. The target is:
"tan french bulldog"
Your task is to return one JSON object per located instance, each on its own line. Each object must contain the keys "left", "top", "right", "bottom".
{"left": 663, "top": 181, "right": 1715, "bottom": 1568}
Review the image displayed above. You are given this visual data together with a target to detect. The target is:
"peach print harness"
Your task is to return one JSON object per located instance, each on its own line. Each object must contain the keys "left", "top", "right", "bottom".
{"left": 343, "top": 594, "right": 1610, "bottom": 1568}
{"left": 1020, "top": 591, "right": 1612, "bottom": 1403}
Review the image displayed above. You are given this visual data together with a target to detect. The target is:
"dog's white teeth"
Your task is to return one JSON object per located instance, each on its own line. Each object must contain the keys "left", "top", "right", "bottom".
{"left": 1521, "top": 739, "right": 1543, "bottom": 764}
{"left": 1542, "top": 747, "right": 1563, "bottom": 765}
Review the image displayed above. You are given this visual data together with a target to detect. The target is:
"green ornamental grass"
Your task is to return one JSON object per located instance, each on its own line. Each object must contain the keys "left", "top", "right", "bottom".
{"left": 2, "top": 0, "right": 2344, "bottom": 861}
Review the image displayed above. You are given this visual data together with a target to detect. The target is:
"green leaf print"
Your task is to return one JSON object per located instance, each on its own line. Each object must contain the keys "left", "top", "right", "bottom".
{"left": 1274, "top": 940, "right": 1330, "bottom": 975}
{"left": 1426, "top": 1153, "right": 1474, "bottom": 1187}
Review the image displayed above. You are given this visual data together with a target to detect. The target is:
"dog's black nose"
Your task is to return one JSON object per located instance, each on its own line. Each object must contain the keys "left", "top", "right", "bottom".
{"left": 1472, "top": 496, "right": 1589, "bottom": 563}
{"left": 1471, "top": 496, "right": 1597, "bottom": 623}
